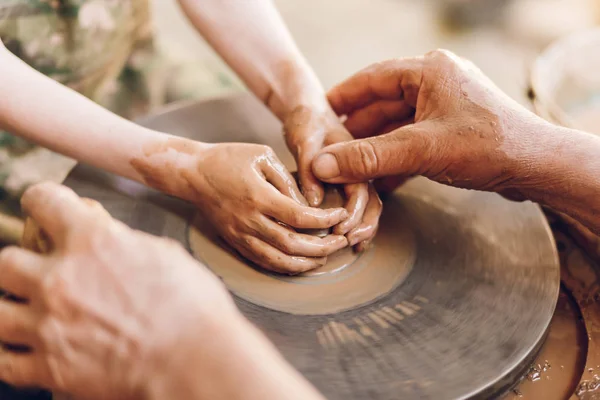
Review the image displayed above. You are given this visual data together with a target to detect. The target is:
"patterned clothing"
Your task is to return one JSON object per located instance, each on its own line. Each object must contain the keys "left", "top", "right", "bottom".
{"left": 0, "top": 0, "right": 242, "bottom": 242}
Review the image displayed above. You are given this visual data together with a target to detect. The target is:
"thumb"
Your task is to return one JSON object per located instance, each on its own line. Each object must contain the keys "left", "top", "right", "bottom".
{"left": 311, "top": 124, "right": 429, "bottom": 184}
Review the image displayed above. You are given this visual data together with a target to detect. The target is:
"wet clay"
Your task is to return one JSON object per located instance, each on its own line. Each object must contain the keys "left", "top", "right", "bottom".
{"left": 555, "top": 229, "right": 600, "bottom": 400}
{"left": 188, "top": 183, "right": 414, "bottom": 315}
{"left": 506, "top": 289, "right": 587, "bottom": 400}
{"left": 295, "top": 173, "right": 345, "bottom": 238}
{"left": 507, "top": 223, "right": 600, "bottom": 400}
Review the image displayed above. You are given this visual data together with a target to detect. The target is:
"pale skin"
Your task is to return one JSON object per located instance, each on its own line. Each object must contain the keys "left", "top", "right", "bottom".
{"left": 0, "top": 49, "right": 599, "bottom": 399}
{"left": 0, "top": 0, "right": 383, "bottom": 273}
{"left": 177, "top": 0, "right": 382, "bottom": 250}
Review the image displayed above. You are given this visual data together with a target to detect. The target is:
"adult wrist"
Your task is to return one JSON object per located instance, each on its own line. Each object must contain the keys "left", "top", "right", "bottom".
{"left": 144, "top": 310, "right": 323, "bottom": 400}
{"left": 142, "top": 307, "right": 247, "bottom": 400}
{"left": 495, "top": 116, "right": 563, "bottom": 198}
{"left": 505, "top": 120, "right": 600, "bottom": 221}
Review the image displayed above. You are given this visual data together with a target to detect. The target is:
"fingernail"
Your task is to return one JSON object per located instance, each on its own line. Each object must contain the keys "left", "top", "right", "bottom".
{"left": 306, "top": 190, "right": 320, "bottom": 207}
{"left": 339, "top": 209, "right": 350, "bottom": 220}
{"left": 336, "top": 235, "right": 350, "bottom": 249}
{"left": 313, "top": 153, "right": 340, "bottom": 180}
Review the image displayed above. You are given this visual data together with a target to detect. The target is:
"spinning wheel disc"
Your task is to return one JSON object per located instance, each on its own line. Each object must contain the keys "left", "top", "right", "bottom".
{"left": 64, "top": 94, "right": 560, "bottom": 399}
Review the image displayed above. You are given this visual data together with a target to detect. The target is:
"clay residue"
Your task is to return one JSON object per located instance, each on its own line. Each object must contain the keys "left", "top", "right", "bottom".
{"left": 506, "top": 290, "right": 586, "bottom": 400}
{"left": 140, "top": 137, "right": 198, "bottom": 157}
{"left": 188, "top": 193, "right": 415, "bottom": 315}
{"left": 297, "top": 175, "right": 345, "bottom": 238}
{"left": 129, "top": 137, "right": 198, "bottom": 198}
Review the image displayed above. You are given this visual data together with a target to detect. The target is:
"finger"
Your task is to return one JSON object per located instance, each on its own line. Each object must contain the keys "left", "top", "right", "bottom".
{"left": 347, "top": 185, "right": 383, "bottom": 248}
{"left": 282, "top": 107, "right": 325, "bottom": 207}
{"left": 297, "top": 146, "right": 325, "bottom": 207}
{"left": 0, "top": 352, "right": 44, "bottom": 388}
{"left": 344, "top": 100, "right": 414, "bottom": 139}
{"left": 327, "top": 57, "right": 424, "bottom": 116}
{"left": 235, "top": 235, "right": 326, "bottom": 275}
{"left": 261, "top": 186, "right": 349, "bottom": 229}
{"left": 333, "top": 183, "right": 368, "bottom": 235}
{"left": 0, "top": 300, "right": 36, "bottom": 346}
{"left": 311, "top": 122, "right": 433, "bottom": 184}
{"left": 0, "top": 247, "right": 44, "bottom": 300}
{"left": 260, "top": 156, "right": 308, "bottom": 206}
{"left": 22, "top": 217, "right": 52, "bottom": 254}
{"left": 257, "top": 216, "right": 348, "bottom": 257}
{"left": 354, "top": 238, "right": 373, "bottom": 253}
{"left": 21, "top": 182, "right": 90, "bottom": 244}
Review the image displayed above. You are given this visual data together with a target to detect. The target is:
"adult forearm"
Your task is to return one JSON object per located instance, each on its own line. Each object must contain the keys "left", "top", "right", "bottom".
{"left": 515, "top": 123, "right": 600, "bottom": 234}
{"left": 147, "top": 313, "right": 325, "bottom": 400}
{"left": 177, "top": 0, "right": 328, "bottom": 119}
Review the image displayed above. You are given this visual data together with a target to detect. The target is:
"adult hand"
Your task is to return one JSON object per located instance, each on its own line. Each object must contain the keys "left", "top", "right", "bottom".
{"left": 0, "top": 182, "right": 237, "bottom": 399}
{"left": 312, "top": 50, "right": 551, "bottom": 199}
{"left": 284, "top": 106, "right": 382, "bottom": 251}
{"left": 130, "top": 139, "right": 349, "bottom": 273}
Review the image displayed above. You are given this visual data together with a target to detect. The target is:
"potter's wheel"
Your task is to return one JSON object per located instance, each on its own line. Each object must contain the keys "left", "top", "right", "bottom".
{"left": 59, "top": 94, "right": 559, "bottom": 399}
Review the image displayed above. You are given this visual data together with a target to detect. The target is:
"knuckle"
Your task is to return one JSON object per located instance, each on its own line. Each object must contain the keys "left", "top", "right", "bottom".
{"left": 0, "top": 247, "right": 20, "bottom": 266}
{"left": 428, "top": 48, "right": 454, "bottom": 61}
{"left": 369, "top": 60, "right": 389, "bottom": 72}
{"left": 354, "top": 141, "right": 380, "bottom": 177}
{"left": 225, "top": 231, "right": 248, "bottom": 251}
{"left": 277, "top": 234, "right": 298, "bottom": 255}
{"left": 287, "top": 211, "right": 306, "bottom": 228}
{"left": 40, "top": 269, "right": 74, "bottom": 308}
{"left": 223, "top": 225, "right": 239, "bottom": 241}
{"left": 258, "top": 144, "right": 275, "bottom": 156}
{"left": 35, "top": 318, "right": 57, "bottom": 346}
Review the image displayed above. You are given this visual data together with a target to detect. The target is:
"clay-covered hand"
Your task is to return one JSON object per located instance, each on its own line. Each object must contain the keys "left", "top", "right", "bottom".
{"left": 284, "top": 106, "right": 383, "bottom": 251}
{"left": 312, "top": 50, "right": 551, "bottom": 198}
{"left": 0, "top": 182, "right": 238, "bottom": 399}
{"left": 131, "top": 139, "right": 349, "bottom": 273}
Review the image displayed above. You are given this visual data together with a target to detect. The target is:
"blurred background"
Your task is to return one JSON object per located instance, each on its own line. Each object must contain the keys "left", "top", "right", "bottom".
{"left": 151, "top": 0, "right": 600, "bottom": 107}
